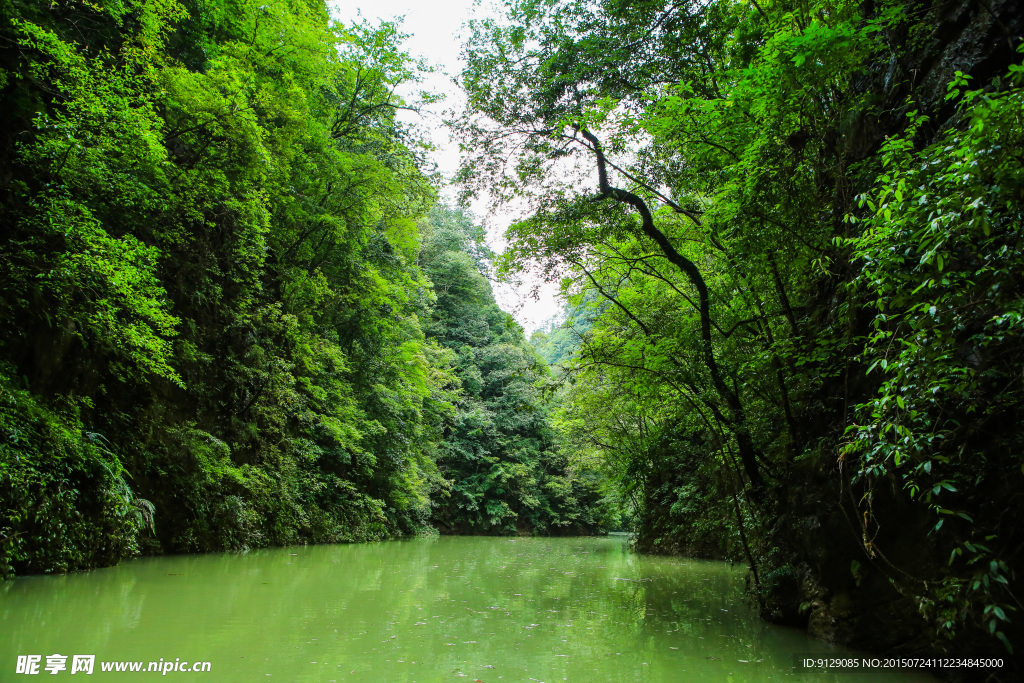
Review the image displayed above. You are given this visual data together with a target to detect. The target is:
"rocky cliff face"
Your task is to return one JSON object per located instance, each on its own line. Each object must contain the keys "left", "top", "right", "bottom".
{"left": 763, "top": 1, "right": 1024, "bottom": 675}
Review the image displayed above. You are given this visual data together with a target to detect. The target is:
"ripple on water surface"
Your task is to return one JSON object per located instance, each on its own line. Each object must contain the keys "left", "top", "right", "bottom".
{"left": 1, "top": 535, "right": 934, "bottom": 682}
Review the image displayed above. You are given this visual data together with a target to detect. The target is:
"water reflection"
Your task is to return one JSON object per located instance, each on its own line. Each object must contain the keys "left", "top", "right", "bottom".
{"left": 1, "top": 536, "right": 932, "bottom": 681}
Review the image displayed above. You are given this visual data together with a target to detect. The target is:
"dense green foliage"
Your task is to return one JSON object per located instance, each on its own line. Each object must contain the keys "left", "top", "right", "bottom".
{"left": 529, "top": 299, "right": 596, "bottom": 367}
{"left": 457, "top": 0, "right": 1024, "bottom": 659}
{"left": 0, "top": 0, "right": 606, "bottom": 578}
{"left": 421, "top": 206, "right": 609, "bottom": 534}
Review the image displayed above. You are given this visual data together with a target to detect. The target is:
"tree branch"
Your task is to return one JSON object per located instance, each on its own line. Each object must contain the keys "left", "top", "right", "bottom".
{"left": 580, "top": 127, "right": 764, "bottom": 493}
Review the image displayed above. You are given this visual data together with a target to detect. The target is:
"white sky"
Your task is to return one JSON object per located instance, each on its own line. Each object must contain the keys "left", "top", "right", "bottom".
{"left": 328, "top": 0, "right": 563, "bottom": 334}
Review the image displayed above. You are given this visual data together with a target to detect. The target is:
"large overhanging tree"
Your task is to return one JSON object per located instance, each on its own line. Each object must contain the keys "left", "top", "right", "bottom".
{"left": 451, "top": 0, "right": 853, "bottom": 499}
{"left": 455, "top": 0, "right": 1024, "bottom": 652}
{"left": 579, "top": 126, "right": 766, "bottom": 491}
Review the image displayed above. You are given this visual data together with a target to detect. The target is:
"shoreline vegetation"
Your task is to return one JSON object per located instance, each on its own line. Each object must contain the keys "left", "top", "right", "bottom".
{"left": 2, "top": 0, "right": 1023, "bottom": 677}
{"left": 0, "top": 0, "right": 612, "bottom": 577}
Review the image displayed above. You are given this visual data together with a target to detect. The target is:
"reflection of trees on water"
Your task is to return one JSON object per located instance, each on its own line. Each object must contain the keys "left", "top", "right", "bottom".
{"left": 411, "top": 537, "right": 762, "bottom": 659}
{"left": 1, "top": 540, "right": 435, "bottom": 666}
{"left": 2, "top": 570, "right": 143, "bottom": 653}
{"left": 2, "top": 537, "right": 916, "bottom": 681}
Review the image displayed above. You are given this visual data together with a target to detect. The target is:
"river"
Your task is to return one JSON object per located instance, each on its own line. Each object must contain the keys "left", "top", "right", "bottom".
{"left": 2, "top": 535, "right": 932, "bottom": 681}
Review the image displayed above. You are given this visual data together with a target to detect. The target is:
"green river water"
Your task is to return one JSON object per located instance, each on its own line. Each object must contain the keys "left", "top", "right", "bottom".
{"left": 2, "top": 535, "right": 933, "bottom": 682}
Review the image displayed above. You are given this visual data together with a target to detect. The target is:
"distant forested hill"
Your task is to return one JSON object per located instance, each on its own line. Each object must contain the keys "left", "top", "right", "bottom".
{"left": 420, "top": 206, "right": 608, "bottom": 534}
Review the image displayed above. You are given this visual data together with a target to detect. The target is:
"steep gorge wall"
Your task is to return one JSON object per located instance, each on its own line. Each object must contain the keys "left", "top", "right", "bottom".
{"left": 762, "top": 0, "right": 1024, "bottom": 669}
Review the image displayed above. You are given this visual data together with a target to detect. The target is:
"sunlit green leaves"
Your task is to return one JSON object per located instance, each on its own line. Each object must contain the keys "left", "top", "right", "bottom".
{"left": 0, "top": 0, "right": 452, "bottom": 565}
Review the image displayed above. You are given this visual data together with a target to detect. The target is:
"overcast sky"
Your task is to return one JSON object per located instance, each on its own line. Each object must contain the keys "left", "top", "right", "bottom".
{"left": 328, "top": 0, "right": 563, "bottom": 334}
